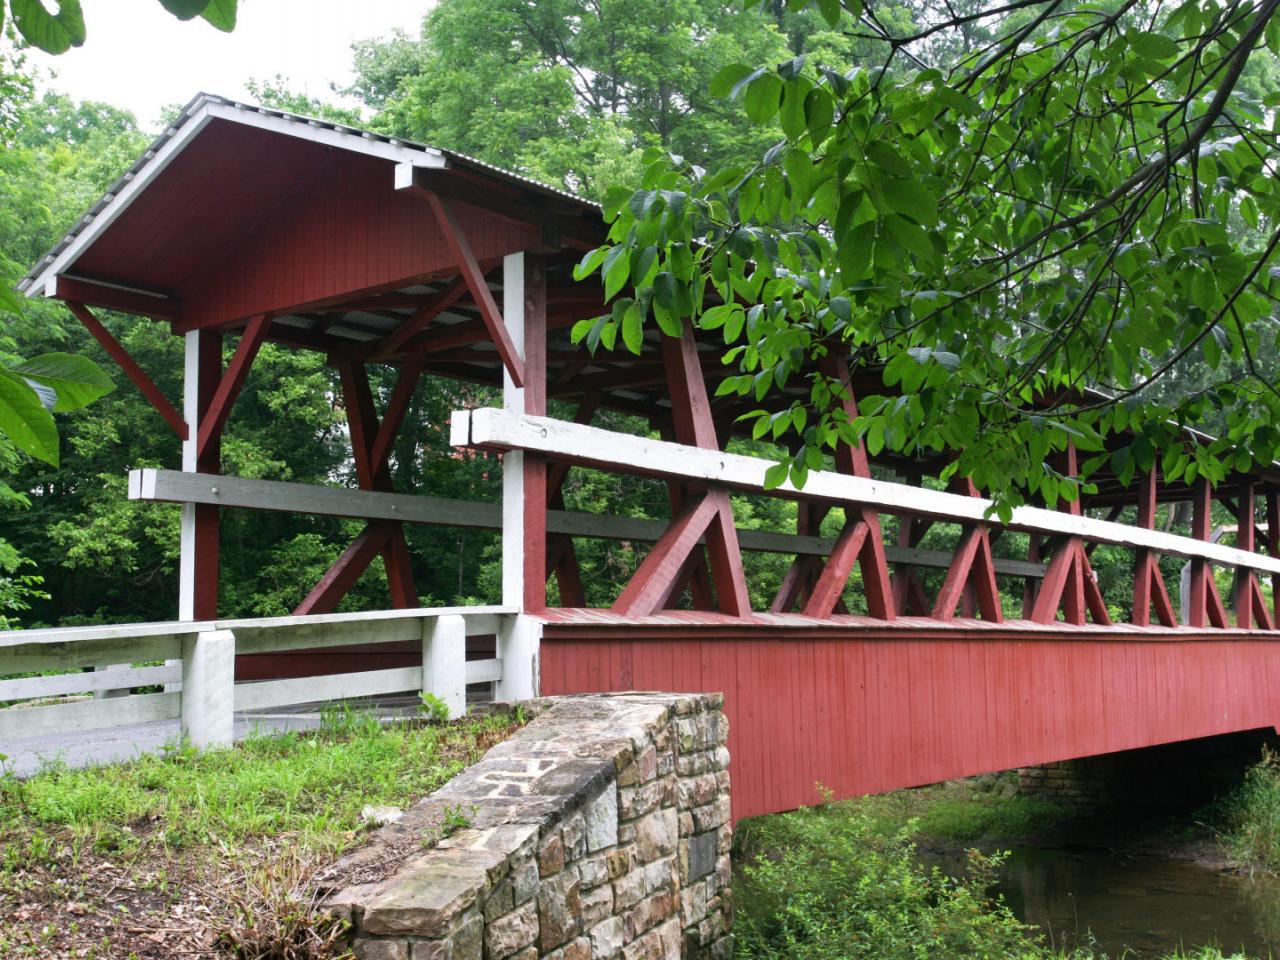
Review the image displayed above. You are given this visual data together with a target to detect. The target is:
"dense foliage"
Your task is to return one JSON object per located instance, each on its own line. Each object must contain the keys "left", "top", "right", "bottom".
{"left": 576, "top": 0, "right": 1280, "bottom": 513}
{"left": 734, "top": 803, "right": 1254, "bottom": 959}
{"left": 1218, "top": 747, "right": 1280, "bottom": 872}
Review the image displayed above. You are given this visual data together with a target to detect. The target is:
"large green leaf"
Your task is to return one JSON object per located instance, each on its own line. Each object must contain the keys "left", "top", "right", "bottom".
{"left": 10, "top": 0, "right": 86, "bottom": 54}
{"left": 0, "top": 371, "right": 59, "bottom": 466}
{"left": 9, "top": 353, "right": 115, "bottom": 412}
{"left": 200, "top": 0, "right": 237, "bottom": 31}
{"left": 157, "top": 0, "right": 211, "bottom": 19}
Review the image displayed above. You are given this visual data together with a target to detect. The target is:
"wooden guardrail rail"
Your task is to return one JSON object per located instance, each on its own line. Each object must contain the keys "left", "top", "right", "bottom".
{"left": 453, "top": 407, "right": 1280, "bottom": 629}
{"left": 0, "top": 606, "right": 515, "bottom": 749}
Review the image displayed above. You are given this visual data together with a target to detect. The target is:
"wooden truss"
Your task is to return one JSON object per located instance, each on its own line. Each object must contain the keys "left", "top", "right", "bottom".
{"left": 611, "top": 321, "right": 749, "bottom": 617}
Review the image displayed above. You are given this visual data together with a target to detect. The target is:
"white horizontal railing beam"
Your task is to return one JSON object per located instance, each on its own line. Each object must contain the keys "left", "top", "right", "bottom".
{"left": 0, "top": 663, "right": 179, "bottom": 702}
{"left": 129, "top": 469, "right": 1044, "bottom": 578}
{"left": 0, "top": 608, "right": 513, "bottom": 707}
{"left": 454, "top": 407, "right": 1280, "bottom": 578}
{"left": 130, "top": 468, "right": 501, "bottom": 530}
{"left": 233, "top": 665, "right": 424, "bottom": 713}
{"left": 0, "top": 690, "right": 180, "bottom": 740}
{"left": 465, "top": 658, "right": 504, "bottom": 684}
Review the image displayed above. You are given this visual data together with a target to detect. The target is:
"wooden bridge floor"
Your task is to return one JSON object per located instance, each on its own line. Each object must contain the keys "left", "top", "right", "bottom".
{"left": 539, "top": 610, "right": 1280, "bottom": 821}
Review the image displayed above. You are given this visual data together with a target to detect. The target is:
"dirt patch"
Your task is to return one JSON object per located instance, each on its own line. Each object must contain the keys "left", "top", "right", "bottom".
{"left": 0, "top": 715, "right": 519, "bottom": 959}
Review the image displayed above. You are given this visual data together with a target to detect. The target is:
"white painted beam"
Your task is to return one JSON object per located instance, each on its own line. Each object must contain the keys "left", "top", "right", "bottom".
{"left": 233, "top": 665, "right": 423, "bottom": 713}
{"left": 457, "top": 407, "right": 1280, "bottom": 577}
{"left": 0, "top": 691, "right": 180, "bottom": 741}
{"left": 178, "top": 330, "right": 204, "bottom": 621}
{"left": 0, "top": 663, "right": 179, "bottom": 702}
{"left": 130, "top": 469, "right": 1045, "bottom": 578}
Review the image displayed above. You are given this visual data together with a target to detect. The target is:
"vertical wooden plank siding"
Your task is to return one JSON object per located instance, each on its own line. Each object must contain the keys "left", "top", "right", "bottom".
{"left": 183, "top": 151, "right": 544, "bottom": 329}
{"left": 540, "top": 630, "right": 1280, "bottom": 823}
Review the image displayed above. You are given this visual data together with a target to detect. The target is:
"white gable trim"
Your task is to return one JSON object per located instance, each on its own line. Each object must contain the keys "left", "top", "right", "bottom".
{"left": 23, "top": 97, "right": 448, "bottom": 299}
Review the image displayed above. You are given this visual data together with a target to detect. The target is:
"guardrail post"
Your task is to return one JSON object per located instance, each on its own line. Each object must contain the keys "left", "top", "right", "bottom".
{"left": 423, "top": 614, "right": 467, "bottom": 719}
{"left": 497, "top": 615, "right": 539, "bottom": 702}
{"left": 181, "top": 629, "right": 235, "bottom": 748}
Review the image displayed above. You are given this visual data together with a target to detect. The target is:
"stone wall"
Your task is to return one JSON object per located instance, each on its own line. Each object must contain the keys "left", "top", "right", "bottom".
{"left": 1018, "top": 728, "right": 1278, "bottom": 811}
{"left": 323, "top": 693, "right": 732, "bottom": 960}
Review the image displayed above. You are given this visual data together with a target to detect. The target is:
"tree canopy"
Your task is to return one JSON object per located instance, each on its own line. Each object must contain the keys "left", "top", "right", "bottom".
{"left": 575, "top": 0, "right": 1280, "bottom": 514}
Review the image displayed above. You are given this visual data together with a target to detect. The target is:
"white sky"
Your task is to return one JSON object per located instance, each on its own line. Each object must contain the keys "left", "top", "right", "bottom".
{"left": 26, "top": 0, "right": 431, "bottom": 130}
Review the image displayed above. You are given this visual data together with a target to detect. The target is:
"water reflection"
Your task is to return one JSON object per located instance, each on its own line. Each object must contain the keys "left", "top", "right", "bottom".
{"left": 921, "top": 846, "right": 1280, "bottom": 958}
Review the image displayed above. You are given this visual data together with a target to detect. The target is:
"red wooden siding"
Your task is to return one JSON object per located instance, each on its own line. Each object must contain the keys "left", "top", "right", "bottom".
{"left": 182, "top": 145, "right": 541, "bottom": 327}
{"left": 73, "top": 119, "right": 542, "bottom": 328}
{"left": 540, "top": 627, "right": 1280, "bottom": 822}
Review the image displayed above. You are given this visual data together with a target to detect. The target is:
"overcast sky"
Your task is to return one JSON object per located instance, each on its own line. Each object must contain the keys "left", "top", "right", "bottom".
{"left": 25, "top": 0, "right": 431, "bottom": 130}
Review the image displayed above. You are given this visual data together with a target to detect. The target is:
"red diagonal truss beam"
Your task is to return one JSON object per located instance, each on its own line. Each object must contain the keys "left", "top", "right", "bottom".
{"left": 1028, "top": 446, "right": 1111, "bottom": 626}
{"left": 422, "top": 192, "right": 525, "bottom": 387}
{"left": 368, "top": 356, "right": 426, "bottom": 475}
{"left": 196, "top": 314, "right": 271, "bottom": 460}
{"left": 1187, "top": 477, "right": 1228, "bottom": 629}
{"left": 932, "top": 480, "right": 1001, "bottom": 622}
{"left": 293, "top": 361, "right": 420, "bottom": 614}
{"left": 1234, "top": 483, "right": 1274, "bottom": 629}
{"left": 801, "top": 356, "right": 895, "bottom": 620}
{"left": 369, "top": 278, "right": 469, "bottom": 361}
{"left": 611, "top": 321, "right": 749, "bottom": 617}
{"left": 66, "top": 301, "right": 187, "bottom": 440}
{"left": 1132, "top": 469, "right": 1177, "bottom": 627}
{"left": 612, "top": 492, "right": 725, "bottom": 616}
{"left": 890, "top": 513, "right": 932, "bottom": 616}
{"left": 295, "top": 522, "right": 395, "bottom": 615}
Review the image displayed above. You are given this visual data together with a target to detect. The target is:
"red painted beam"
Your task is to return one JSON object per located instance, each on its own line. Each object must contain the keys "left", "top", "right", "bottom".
{"left": 613, "top": 493, "right": 722, "bottom": 617}
{"left": 522, "top": 253, "right": 549, "bottom": 612}
{"left": 50, "top": 276, "right": 181, "bottom": 320}
{"left": 368, "top": 357, "right": 426, "bottom": 476}
{"left": 367, "top": 277, "right": 469, "bottom": 361}
{"left": 294, "top": 523, "right": 394, "bottom": 615}
{"left": 66, "top": 301, "right": 187, "bottom": 440}
{"left": 196, "top": 314, "right": 271, "bottom": 460}
{"left": 422, "top": 192, "right": 525, "bottom": 387}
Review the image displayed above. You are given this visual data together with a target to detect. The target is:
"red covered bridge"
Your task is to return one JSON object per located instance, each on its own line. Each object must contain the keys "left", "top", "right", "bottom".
{"left": 10, "top": 93, "right": 1280, "bottom": 820}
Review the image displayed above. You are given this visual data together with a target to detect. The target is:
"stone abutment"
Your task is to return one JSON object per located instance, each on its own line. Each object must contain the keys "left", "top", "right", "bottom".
{"left": 323, "top": 692, "right": 732, "bottom": 960}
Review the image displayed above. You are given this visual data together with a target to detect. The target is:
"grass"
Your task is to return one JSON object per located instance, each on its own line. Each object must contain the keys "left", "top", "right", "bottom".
{"left": 1214, "top": 747, "right": 1280, "bottom": 874}
{"left": 735, "top": 774, "right": 1074, "bottom": 854}
{"left": 0, "top": 704, "right": 519, "bottom": 959}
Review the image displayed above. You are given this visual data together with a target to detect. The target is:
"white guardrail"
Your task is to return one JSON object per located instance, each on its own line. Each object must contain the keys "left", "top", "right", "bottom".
{"left": 0, "top": 606, "right": 522, "bottom": 749}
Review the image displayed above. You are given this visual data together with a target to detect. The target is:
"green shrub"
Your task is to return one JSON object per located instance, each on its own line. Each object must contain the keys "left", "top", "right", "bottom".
{"left": 1217, "top": 747, "right": 1280, "bottom": 872}
{"left": 734, "top": 804, "right": 1260, "bottom": 960}
{"left": 734, "top": 808, "right": 1056, "bottom": 960}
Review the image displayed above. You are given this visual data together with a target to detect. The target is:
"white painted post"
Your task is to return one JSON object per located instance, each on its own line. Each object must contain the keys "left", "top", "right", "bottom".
{"left": 181, "top": 629, "right": 235, "bottom": 748}
{"left": 496, "top": 615, "right": 540, "bottom": 702}
{"left": 178, "top": 330, "right": 204, "bottom": 621}
{"left": 423, "top": 614, "right": 467, "bottom": 719}
{"left": 502, "top": 252, "right": 527, "bottom": 610}
{"left": 496, "top": 252, "right": 540, "bottom": 702}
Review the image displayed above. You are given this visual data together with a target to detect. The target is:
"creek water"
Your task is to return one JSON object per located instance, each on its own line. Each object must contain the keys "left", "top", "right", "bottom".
{"left": 925, "top": 845, "right": 1280, "bottom": 958}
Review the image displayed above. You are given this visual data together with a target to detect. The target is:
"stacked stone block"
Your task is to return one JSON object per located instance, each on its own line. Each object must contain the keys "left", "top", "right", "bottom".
{"left": 323, "top": 692, "right": 732, "bottom": 960}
